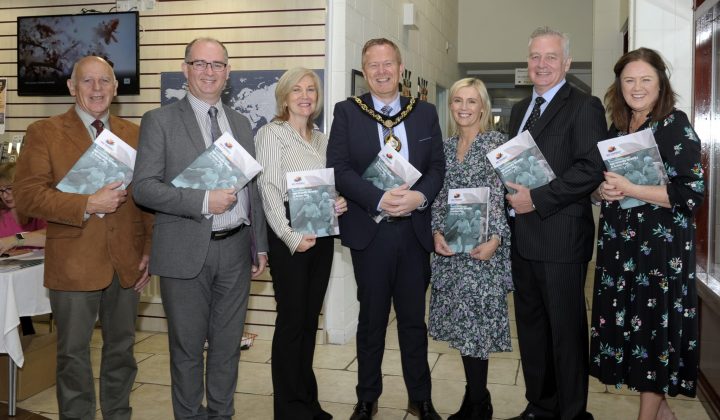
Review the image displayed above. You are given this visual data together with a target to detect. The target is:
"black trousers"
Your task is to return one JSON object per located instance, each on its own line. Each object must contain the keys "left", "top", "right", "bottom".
{"left": 350, "top": 219, "right": 431, "bottom": 402}
{"left": 268, "top": 226, "right": 334, "bottom": 420}
{"left": 512, "top": 249, "right": 590, "bottom": 420}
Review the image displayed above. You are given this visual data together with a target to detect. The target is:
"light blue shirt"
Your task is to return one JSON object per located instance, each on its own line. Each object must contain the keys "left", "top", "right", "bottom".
{"left": 517, "top": 79, "right": 566, "bottom": 136}
{"left": 371, "top": 94, "right": 409, "bottom": 161}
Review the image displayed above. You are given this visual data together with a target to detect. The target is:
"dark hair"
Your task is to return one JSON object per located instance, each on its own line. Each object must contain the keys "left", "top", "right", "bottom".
{"left": 184, "top": 37, "right": 229, "bottom": 62}
{"left": 605, "top": 47, "right": 676, "bottom": 130}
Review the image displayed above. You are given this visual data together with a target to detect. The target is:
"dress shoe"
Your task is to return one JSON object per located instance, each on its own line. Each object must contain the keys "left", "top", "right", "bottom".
{"left": 407, "top": 400, "right": 441, "bottom": 420}
{"left": 508, "top": 411, "right": 558, "bottom": 420}
{"left": 314, "top": 408, "right": 333, "bottom": 420}
{"left": 349, "top": 401, "right": 377, "bottom": 420}
{"left": 469, "top": 399, "right": 493, "bottom": 420}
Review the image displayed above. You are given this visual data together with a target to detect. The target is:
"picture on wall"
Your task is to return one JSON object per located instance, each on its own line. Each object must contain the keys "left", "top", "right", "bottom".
{"left": 351, "top": 69, "right": 369, "bottom": 97}
{"left": 161, "top": 69, "right": 325, "bottom": 135}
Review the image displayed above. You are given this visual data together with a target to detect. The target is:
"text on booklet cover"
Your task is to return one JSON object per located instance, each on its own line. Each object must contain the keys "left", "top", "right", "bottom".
{"left": 286, "top": 168, "right": 339, "bottom": 237}
{"left": 172, "top": 132, "right": 263, "bottom": 190}
{"left": 485, "top": 130, "right": 555, "bottom": 194}
{"left": 56, "top": 129, "right": 136, "bottom": 194}
{"left": 597, "top": 128, "right": 668, "bottom": 209}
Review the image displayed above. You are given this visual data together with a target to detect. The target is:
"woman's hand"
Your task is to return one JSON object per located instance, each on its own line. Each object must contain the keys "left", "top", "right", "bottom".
{"left": 334, "top": 196, "right": 348, "bottom": 216}
{"left": 0, "top": 236, "right": 15, "bottom": 254}
{"left": 469, "top": 236, "right": 500, "bottom": 261}
{"left": 433, "top": 232, "right": 455, "bottom": 256}
{"left": 598, "top": 175, "right": 625, "bottom": 202}
{"left": 295, "top": 234, "right": 317, "bottom": 252}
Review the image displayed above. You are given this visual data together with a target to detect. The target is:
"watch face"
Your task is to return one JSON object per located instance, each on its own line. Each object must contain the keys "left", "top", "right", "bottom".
{"left": 15, "top": 233, "right": 24, "bottom": 240}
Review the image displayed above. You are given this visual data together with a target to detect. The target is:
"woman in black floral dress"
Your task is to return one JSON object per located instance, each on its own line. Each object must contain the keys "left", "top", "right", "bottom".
{"left": 430, "top": 77, "right": 512, "bottom": 420}
{"left": 590, "top": 48, "right": 704, "bottom": 420}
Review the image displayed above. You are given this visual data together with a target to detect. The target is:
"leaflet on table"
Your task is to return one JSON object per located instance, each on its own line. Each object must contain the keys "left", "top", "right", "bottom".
{"left": 286, "top": 168, "right": 339, "bottom": 237}
{"left": 444, "top": 187, "right": 490, "bottom": 253}
{"left": 0, "top": 258, "right": 43, "bottom": 273}
{"left": 361, "top": 143, "right": 422, "bottom": 223}
{"left": 172, "top": 132, "right": 263, "bottom": 191}
{"left": 597, "top": 128, "right": 668, "bottom": 209}
{"left": 485, "top": 130, "right": 556, "bottom": 194}
{"left": 56, "top": 129, "right": 136, "bottom": 195}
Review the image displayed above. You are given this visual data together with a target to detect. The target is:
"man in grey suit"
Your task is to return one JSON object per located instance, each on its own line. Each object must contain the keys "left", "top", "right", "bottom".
{"left": 132, "top": 37, "right": 268, "bottom": 419}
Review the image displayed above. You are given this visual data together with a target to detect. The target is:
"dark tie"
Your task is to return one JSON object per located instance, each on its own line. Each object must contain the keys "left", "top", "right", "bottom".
{"left": 91, "top": 119, "right": 104, "bottom": 137}
{"left": 208, "top": 106, "right": 222, "bottom": 141}
{"left": 522, "top": 96, "right": 546, "bottom": 132}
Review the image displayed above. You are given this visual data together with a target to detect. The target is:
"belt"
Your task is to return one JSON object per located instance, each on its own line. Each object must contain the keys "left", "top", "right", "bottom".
{"left": 210, "top": 225, "right": 244, "bottom": 240}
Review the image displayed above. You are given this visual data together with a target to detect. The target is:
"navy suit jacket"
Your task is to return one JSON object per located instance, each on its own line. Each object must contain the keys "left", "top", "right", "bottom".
{"left": 327, "top": 93, "right": 445, "bottom": 251}
{"left": 508, "top": 83, "right": 606, "bottom": 263}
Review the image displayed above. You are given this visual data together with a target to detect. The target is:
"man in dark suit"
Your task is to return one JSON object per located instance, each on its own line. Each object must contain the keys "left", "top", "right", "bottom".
{"left": 132, "top": 38, "right": 268, "bottom": 419}
{"left": 14, "top": 56, "right": 153, "bottom": 420}
{"left": 327, "top": 38, "right": 445, "bottom": 420}
{"left": 506, "top": 27, "right": 606, "bottom": 420}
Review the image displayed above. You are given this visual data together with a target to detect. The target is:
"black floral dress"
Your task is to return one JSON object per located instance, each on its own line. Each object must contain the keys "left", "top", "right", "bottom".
{"left": 589, "top": 110, "right": 705, "bottom": 397}
{"left": 429, "top": 131, "right": 513, "bottom": 359}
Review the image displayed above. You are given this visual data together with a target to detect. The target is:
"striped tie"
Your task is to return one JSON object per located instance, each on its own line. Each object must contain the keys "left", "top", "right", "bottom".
{"left": 381, "top": 104, "right": 393, "bottom": 140}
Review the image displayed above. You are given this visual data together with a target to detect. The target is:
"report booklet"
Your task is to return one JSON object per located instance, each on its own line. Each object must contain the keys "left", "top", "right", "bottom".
{"left": 362, "top": 143, "right": 422, "bottom": 222}
{"left": 286, "top": 168, "right": 339, "bottom": 237}
{"left": 486, "top": 130, "right": 556, "bottom": 194}
{"left": 597, "top": 128, "right": 668, "bottom": 209}
{"left": 443, "top": 187, "right": 490, "bottom": 253}
{"left": 56, "top": 129, "right": 135, "bottom": 194}
{"left": 172, "top": 132, "right": 263, "bottom": 191}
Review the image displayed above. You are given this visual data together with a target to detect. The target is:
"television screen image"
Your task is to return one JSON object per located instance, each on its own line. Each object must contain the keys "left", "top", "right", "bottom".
{"left": 17, "top": 12, "right": 140, "bottom": 96}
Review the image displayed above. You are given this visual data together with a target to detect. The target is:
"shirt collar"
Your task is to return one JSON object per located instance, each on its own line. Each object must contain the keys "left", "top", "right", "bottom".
{"left": 532, "top": 79, "right": 566, "bottom": 104}
{"left": 74, "top": 105, "right": 109, "bottom": 131}
{"left": 186, "top": 91, "right": 223, "bottom": 115}
{"left": 370, "top": 93, "right": 401, "bottom": 113}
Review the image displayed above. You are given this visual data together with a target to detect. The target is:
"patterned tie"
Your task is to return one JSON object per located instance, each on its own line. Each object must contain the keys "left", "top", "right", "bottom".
{"left": 381, "top": 105, "right": 397, "bottom": 150}
{"left": 208, "top": 106, "right": 222, "bottom": 141}
{"left": 91, "top": 119, "right": 104, "bottom": 137}
{"left": 522, "top": 96, "right": 546, "bottom": 132}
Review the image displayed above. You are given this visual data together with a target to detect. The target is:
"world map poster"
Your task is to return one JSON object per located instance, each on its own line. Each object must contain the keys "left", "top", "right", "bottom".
{"left": 160, "top": 69, "right": 325, "bottom": 135}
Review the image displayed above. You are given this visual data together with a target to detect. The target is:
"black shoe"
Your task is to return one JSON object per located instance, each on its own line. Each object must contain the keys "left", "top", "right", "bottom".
{"left": 314, "top": 408, "right": 333, "bottom": 420}
{"left": 508, "top": 411, "right": 558, "bottom": 420}
{"left": 407, "top": 400, "right": 441, "bottom": 420}
{"left": 469, "top": 398, "right": 493, "bottom": 420}
{"left": 448, "top": 386, "right": 471, "bottom": 420}
{"left": 350, "top": 401, "right": 377, "bottom": 420}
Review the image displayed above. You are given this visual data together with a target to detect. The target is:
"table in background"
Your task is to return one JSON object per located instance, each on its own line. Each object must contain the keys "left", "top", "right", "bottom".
{"left": 0, "top": 262, "right": 49, "bottom": 416}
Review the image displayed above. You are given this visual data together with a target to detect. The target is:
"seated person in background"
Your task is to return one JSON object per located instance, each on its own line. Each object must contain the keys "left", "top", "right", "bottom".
{"left": 0, "top": 162, "right": 47, "bottom": 335}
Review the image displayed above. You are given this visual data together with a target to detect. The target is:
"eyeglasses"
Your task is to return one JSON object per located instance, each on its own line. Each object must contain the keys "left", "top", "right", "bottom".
{"left": 186, "top": 60, "right": 228, "bottom": 72}
{"left": 0, "top": 186, "right": 12, "bottom": 195}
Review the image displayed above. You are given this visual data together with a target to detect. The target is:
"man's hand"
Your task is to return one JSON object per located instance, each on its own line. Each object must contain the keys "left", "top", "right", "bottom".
{"left": 380, "top": 184, "right": 424, "bottom": 216}
{"left": 433, "top": 232, "right": 455, "bottom": 256}
{"left": 133, "top": 254, "right": 151, "bottom": 292}
{"left": 251, "top": 254, "right": 268, "bottom": 279}
{"left": 208, "top": 189, "right": 237, "bottom": 214}
{"left": 86, "top": 181, "right": 127, "bottom": 214}
{"left": 296, "top": 234, "right": 317, "bottom": 252}
{"left": 505, "top": 182, "right": 535, "bottom": 214}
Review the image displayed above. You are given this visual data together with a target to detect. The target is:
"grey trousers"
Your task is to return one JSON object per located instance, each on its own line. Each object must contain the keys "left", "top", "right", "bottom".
{"left": 160, "top": 228, "right": 252, "bottom": 420}
{"left": 50, "top": 274, "right": 139, "bottom": 420}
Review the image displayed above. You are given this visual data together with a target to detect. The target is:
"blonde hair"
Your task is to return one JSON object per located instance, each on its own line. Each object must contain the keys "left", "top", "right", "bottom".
{"left": 273, "top": 67, "right": 323, "bottom": 130}
{"left": 0, "top": 162, "right": 29, "bottom": 224}
{"left": 447, "top": 77, "right": 493, "bottom": 136}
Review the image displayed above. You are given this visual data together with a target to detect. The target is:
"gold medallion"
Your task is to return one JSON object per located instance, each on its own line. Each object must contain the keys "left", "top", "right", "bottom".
{"left": 384, "top": 133, "right": 401, "bottom": 152}
{"left": 350, "top": 96, "right": 418, "bottom": 130}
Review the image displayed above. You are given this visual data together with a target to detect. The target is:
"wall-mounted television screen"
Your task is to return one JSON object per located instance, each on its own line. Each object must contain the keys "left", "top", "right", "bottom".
{"left": 17, "top": 12, "right": 140, "bottom": 96}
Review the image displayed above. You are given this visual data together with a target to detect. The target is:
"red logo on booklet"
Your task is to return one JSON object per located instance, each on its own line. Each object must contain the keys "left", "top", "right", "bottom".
{"left": 105, "top": 139, "right": 115, "bottom": 145}
{"left": 608, "top": 146, "right": 616, "bottom": 152}
{"left": 294, "top": 176, "right": 302, "bottom": 182}
{"left": 495, "top": 152, "right": 503, "bottom": 159}
{"left": 453, "top": 192, "right": 461, "bottom": 198}
{"left": 225, "top": 142, "right": 233, "bottom": 148}
{"left": 386, "top": 153, "right": 393, "bottom": 159}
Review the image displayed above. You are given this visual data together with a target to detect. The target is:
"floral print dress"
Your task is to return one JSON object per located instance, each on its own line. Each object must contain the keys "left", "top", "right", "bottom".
{"left": 429, "top": 131, "right": 513, "bottom": 359}
{"left": 589, "top": 110, "right": 705, "bottom": 397}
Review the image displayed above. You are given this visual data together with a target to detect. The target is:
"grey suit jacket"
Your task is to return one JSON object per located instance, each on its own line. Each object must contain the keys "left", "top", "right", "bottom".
{"left": 132, "top": 97, "right": 267, "bottom": 279}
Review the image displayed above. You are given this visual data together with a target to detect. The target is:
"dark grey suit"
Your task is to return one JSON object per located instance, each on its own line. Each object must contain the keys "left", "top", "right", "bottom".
{"left": 132, "top": 97, "right": 267, "bottom": 419}
{"left": 508, "top": 83, "right": 605, "bottom": 420}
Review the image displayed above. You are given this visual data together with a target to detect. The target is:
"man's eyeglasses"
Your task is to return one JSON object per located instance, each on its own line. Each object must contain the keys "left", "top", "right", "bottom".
{"left": 186, "top": 60, "right": 227, "bottom": 72}
{"left": 0, "top": 186, "right": 12, "bottom": 195}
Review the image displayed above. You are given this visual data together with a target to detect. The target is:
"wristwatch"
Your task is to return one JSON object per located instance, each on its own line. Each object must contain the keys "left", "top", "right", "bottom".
{"left": 15, "top": 232, "right": 26, "bottom": 247}
{"left": 491, "top": 234, "right": 502, "bottom": 245}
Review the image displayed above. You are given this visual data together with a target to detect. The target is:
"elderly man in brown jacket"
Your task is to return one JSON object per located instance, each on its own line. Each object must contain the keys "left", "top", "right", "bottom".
{"left": 14, "top": 56, "right": 153, "bottom": 420}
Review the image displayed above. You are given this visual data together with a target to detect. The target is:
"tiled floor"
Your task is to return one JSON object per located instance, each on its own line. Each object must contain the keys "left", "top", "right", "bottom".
{"left": 13, "top": 268, "right": 713, "bottom": 420}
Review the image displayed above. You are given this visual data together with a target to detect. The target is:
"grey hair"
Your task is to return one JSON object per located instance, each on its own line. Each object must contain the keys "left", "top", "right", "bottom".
{"left": 69, "top": 56, "right": 116, "bottom": 83}
{"left": 184, "top": 37, "right": 229, "bottom": 62}
{"left": 529, "top": 26, "right": 570, "bottom": 59}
